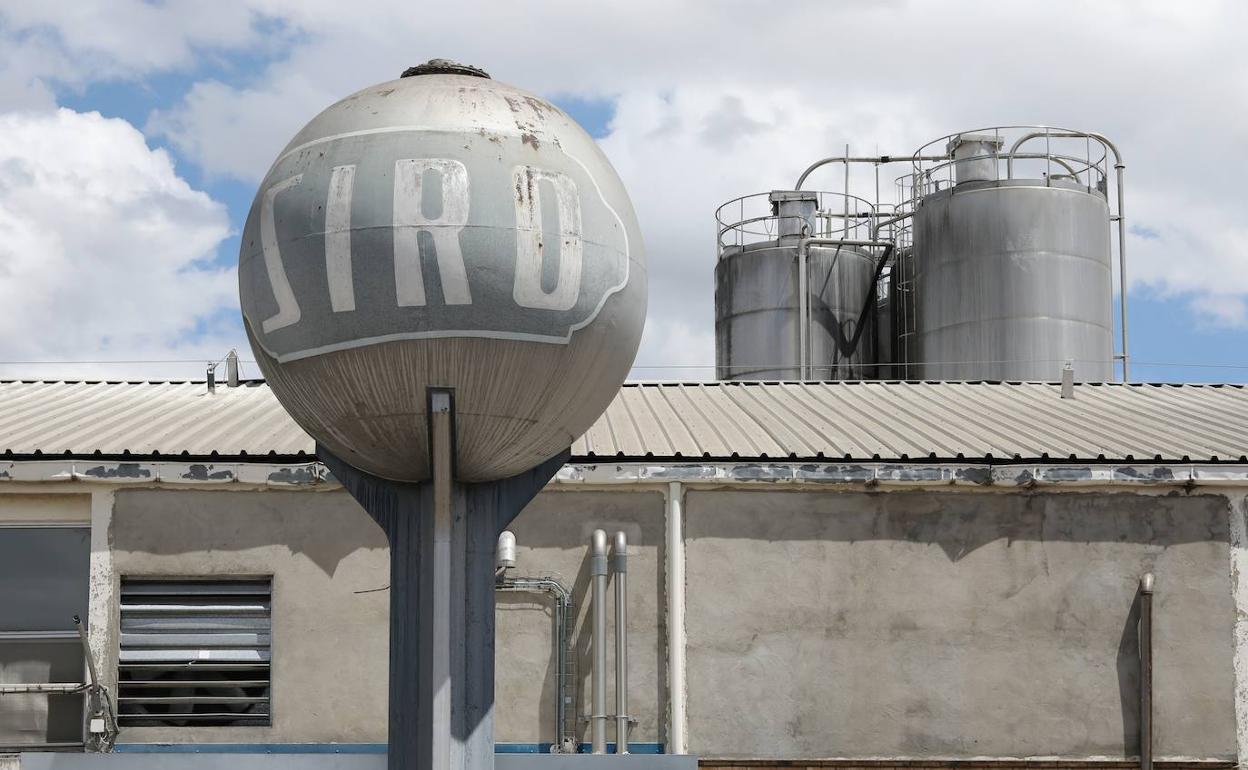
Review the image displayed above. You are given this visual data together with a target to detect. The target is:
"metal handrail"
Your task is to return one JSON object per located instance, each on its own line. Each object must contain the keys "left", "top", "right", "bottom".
{"left": 1006, "top": 129, "right": 1129, "bottom": 380}
{"left": 900, "top": 126, "right": 1129, "bottom": 381}
{"left": 716, "top": 191, "right": 877, "bottom": 253}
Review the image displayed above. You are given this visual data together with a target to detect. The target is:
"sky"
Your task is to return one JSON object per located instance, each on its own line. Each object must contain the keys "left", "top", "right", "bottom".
{"left": 0, "top": 0, "right": 1245, "bottom": 384}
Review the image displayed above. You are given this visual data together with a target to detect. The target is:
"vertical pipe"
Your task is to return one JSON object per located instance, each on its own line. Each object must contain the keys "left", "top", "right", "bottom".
{"left": 429, "top": 390, "right": 454, "bottom": 770}
{"left": 613, "top": 532, "right": 629, "bottom": 754}
{"left": 1140, "top": 573, "right": 1154, "bottom": 770}
{"left": 590, "top": 529, "right": 609, "bottom": 754}
{"left": 843, "top": 146, "right": 849, "bottom": 238}
{"left": 797, "top": 245, "right": 809, "bottom": 381}
{"left": 226, "top": 350, "right": 239, "bottom": 387}
{"left": 665, "top": 482, "right": 687, "bottom": 754}
{"left": 556, "top": 588, "right": 572, "bottom": 752}
{"left": 1116, "top": 164, "right": 1130, "bottom": 382}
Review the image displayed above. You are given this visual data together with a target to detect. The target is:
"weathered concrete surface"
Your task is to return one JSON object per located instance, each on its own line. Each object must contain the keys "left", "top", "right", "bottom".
{"left": 0, "top": 493, "right": 89, "bottom": 524}
{"left": 111, "top": 489, "right": 391, "bottom": 745}
{"left": 500, "top": 491, "right": 667, "bottom": 748}
{"left": 107, "top": 488, "right": 666, "bottom": 750}
{"left": 684, "top": 490, "right": 1237, "bottom": 759}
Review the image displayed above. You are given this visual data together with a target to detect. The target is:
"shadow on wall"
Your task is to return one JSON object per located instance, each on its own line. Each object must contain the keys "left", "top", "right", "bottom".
{"left": 112, "top": 489, "right": 387, "bottom": 578}
{"left": 686, "top": 490, "right": 1230, "bottom": 560}
{"left": 1117, "top": 588, "right": 1144, "bottom": 756}
{"left": 682, "top": 488, "right": 1235, "bottom": 759}
{"left": 503, "top": 490, "right": 668, "bottom": 748}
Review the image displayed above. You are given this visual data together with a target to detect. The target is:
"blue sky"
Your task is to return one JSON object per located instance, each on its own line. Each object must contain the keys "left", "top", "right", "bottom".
{"left": 0, "top": 2, "right": 1244, "bottom": 383}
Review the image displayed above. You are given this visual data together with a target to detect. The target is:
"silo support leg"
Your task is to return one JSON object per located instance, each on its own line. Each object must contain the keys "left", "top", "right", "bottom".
{"left": 318, "top": 438, "right": 568, "bottom": 770}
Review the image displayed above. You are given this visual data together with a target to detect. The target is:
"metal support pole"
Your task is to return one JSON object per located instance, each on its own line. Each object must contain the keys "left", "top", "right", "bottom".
{"left": 429, "top": 391, "right": 454, "bottom": 769}
{"left": 1140, "top": 573, "right": 1154, "bottom": 770}
{"left": 318, "top": 413, "right": 567, "bottom": 770}
{"left": 591, "top": 529, "right": 609, "bottom": 754}
{"left": 1116, "top": 163, "right": 1130, "bottom": 382}
{"left": 613, "top": 531, "right": 630, "bottom": 754}
{"left": 843, "top": 144, "right": 850, "bottom": 238}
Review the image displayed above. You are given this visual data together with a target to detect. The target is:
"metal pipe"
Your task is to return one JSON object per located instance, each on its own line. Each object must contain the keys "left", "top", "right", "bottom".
{"left": 495, "top": 575, "right": 573, "bottom": 752}
{"left": 1140, "top": 573, "right": 1154, "bottom": 770}
{"left": 612, "top": 531, "right": 629, "bottom": 754}
{"left": 1006, "top": 130, "right": 1129, "bottom": 381}
{"left": 665, "top": 482, "right": 687, "bottom": 754}
{"left": 797, "top": 238, "right": 896, "bottom": 381}
{"left": 794, "top": 154, "right": 947, "bottom": 190}
{"left": 226, "top": 350, "right": 240, "bottom": 387}
{"left": 843, "top": 144, "right": 850, "bottom": 238}
{"left": 74, "top": 616, "right": 99, "bottom": 692}
{"left": 0, "top": 683, "right": 86, "bottom": 694}
{"left": 797, "top": 248, "right": 809, "bottom": 380}
{"left": 870, "top": 211, "right": 914, "bottom": 241}
{"left": 590, "top": 529, "right": 609, "bottom": 754}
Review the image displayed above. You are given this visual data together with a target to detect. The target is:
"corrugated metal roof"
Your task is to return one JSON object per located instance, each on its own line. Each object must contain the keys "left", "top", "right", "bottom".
{"left": 2, "top": 380, "right": 1247, "bottom": 464}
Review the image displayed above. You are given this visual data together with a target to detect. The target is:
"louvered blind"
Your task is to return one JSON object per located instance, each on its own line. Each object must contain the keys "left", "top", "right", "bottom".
{"left": 117, "top": 578, "right": 271, "bottom": 727}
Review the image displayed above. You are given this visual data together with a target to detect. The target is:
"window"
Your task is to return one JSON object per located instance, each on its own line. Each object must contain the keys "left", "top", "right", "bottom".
{"left": 117, "top": 578, "right": 272, "bottom": 727}
{"left": 0, "top": 525, "right": 90, "bottom": 748}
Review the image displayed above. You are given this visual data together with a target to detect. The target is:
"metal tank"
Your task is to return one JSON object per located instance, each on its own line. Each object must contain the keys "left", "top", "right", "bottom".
{"left": 715, "top": 191, "right": 877, "bottom": 380}
{"left": 908, "top": 130, "right": 1117, "bottom": 381}
{"left": 238, "top": 59, "right": 647, "bottom": 482}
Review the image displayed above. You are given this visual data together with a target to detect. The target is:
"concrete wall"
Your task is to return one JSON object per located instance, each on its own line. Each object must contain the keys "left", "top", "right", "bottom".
{"left": 104, "top": 488, "right": 667, "bottom": 749}
{"left": 499, "top": 490, "right": 666, "bottom": 747}
{"left": 110, "top": 489, "right": 390, "bottom": 745}
{"left": 78, "top": 484, "right": 1243, "bottom": 760}
{"left": 0, "top": 493, "right": 89, "bottom": 525}
{"left": 684, "top": 489, "right": 1237, "bottom": 760}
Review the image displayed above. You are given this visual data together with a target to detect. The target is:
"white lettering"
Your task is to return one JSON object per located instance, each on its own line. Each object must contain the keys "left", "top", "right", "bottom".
{"left": 512, "top": 166, "right": 583, "bottom": 311}
{"left": 325, "top": 165, "right": 357, "bottom": 313}
{"left": 393, "top": 158, "right": 472, "bottom": 306}
{"left": 260, "top": 174, "right": 303, "bottom": 333}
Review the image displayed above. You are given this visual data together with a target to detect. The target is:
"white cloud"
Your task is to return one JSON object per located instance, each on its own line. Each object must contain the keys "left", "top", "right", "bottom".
{"left": 0, "top": 109, "right": 238, "bottom": 380}
{"left": 0, "top": 1, "right": 266, "bottom": 78}
{"left": 2, "top": 0, "right": 1248, "bottom": 381}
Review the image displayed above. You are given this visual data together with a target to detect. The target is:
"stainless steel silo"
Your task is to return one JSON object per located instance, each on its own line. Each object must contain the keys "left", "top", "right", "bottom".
{"left": 911, "top": 178, "right": 1113, "bottom": 381}
{"left": 715, "top": 243, "right": 876, "bottom": 380}
{"left": 715, "top": 191, "right": 878, "bottom": 381}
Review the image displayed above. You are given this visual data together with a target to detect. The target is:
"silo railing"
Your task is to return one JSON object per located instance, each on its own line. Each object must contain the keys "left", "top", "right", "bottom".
{"left": 908, "top": 125, "right": 1113, "bottom": 193}
{"left": 902, "top": 125, "right": 1129, "bottom": 381}
{"left": 715, "top": 190, "right": 877, "bottom": 255}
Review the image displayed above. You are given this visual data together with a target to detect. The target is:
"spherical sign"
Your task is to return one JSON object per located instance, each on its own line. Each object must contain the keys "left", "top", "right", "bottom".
{"left": 239, "top": 62, "right": 647, "bottom": 482}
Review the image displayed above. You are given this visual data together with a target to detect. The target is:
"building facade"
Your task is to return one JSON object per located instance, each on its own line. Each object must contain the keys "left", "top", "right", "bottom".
{"left": 3, "top": 380, "right": 1248, "bottom": 769}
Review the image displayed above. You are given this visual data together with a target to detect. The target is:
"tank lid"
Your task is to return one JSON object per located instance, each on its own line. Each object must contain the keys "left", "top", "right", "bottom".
{"left": 401, "top": 58, "right": 491, "bottom": 79}
{"left": 946, "top": 133, "right": 1004, "bottom": 155}
{"left": 768, "top": 190, "right": 818, "bottom": 204}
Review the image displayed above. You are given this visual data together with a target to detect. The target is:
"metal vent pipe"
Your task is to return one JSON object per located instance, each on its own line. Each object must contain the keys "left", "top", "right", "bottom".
{"left": 590, "top": 529, "right": 609, "bottom": 754}
{"left": 612, "top": 531, "right": 630, "bottom": 754}
{"left": 1140, "top": 573, "right": 1155, "bottom": 770}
